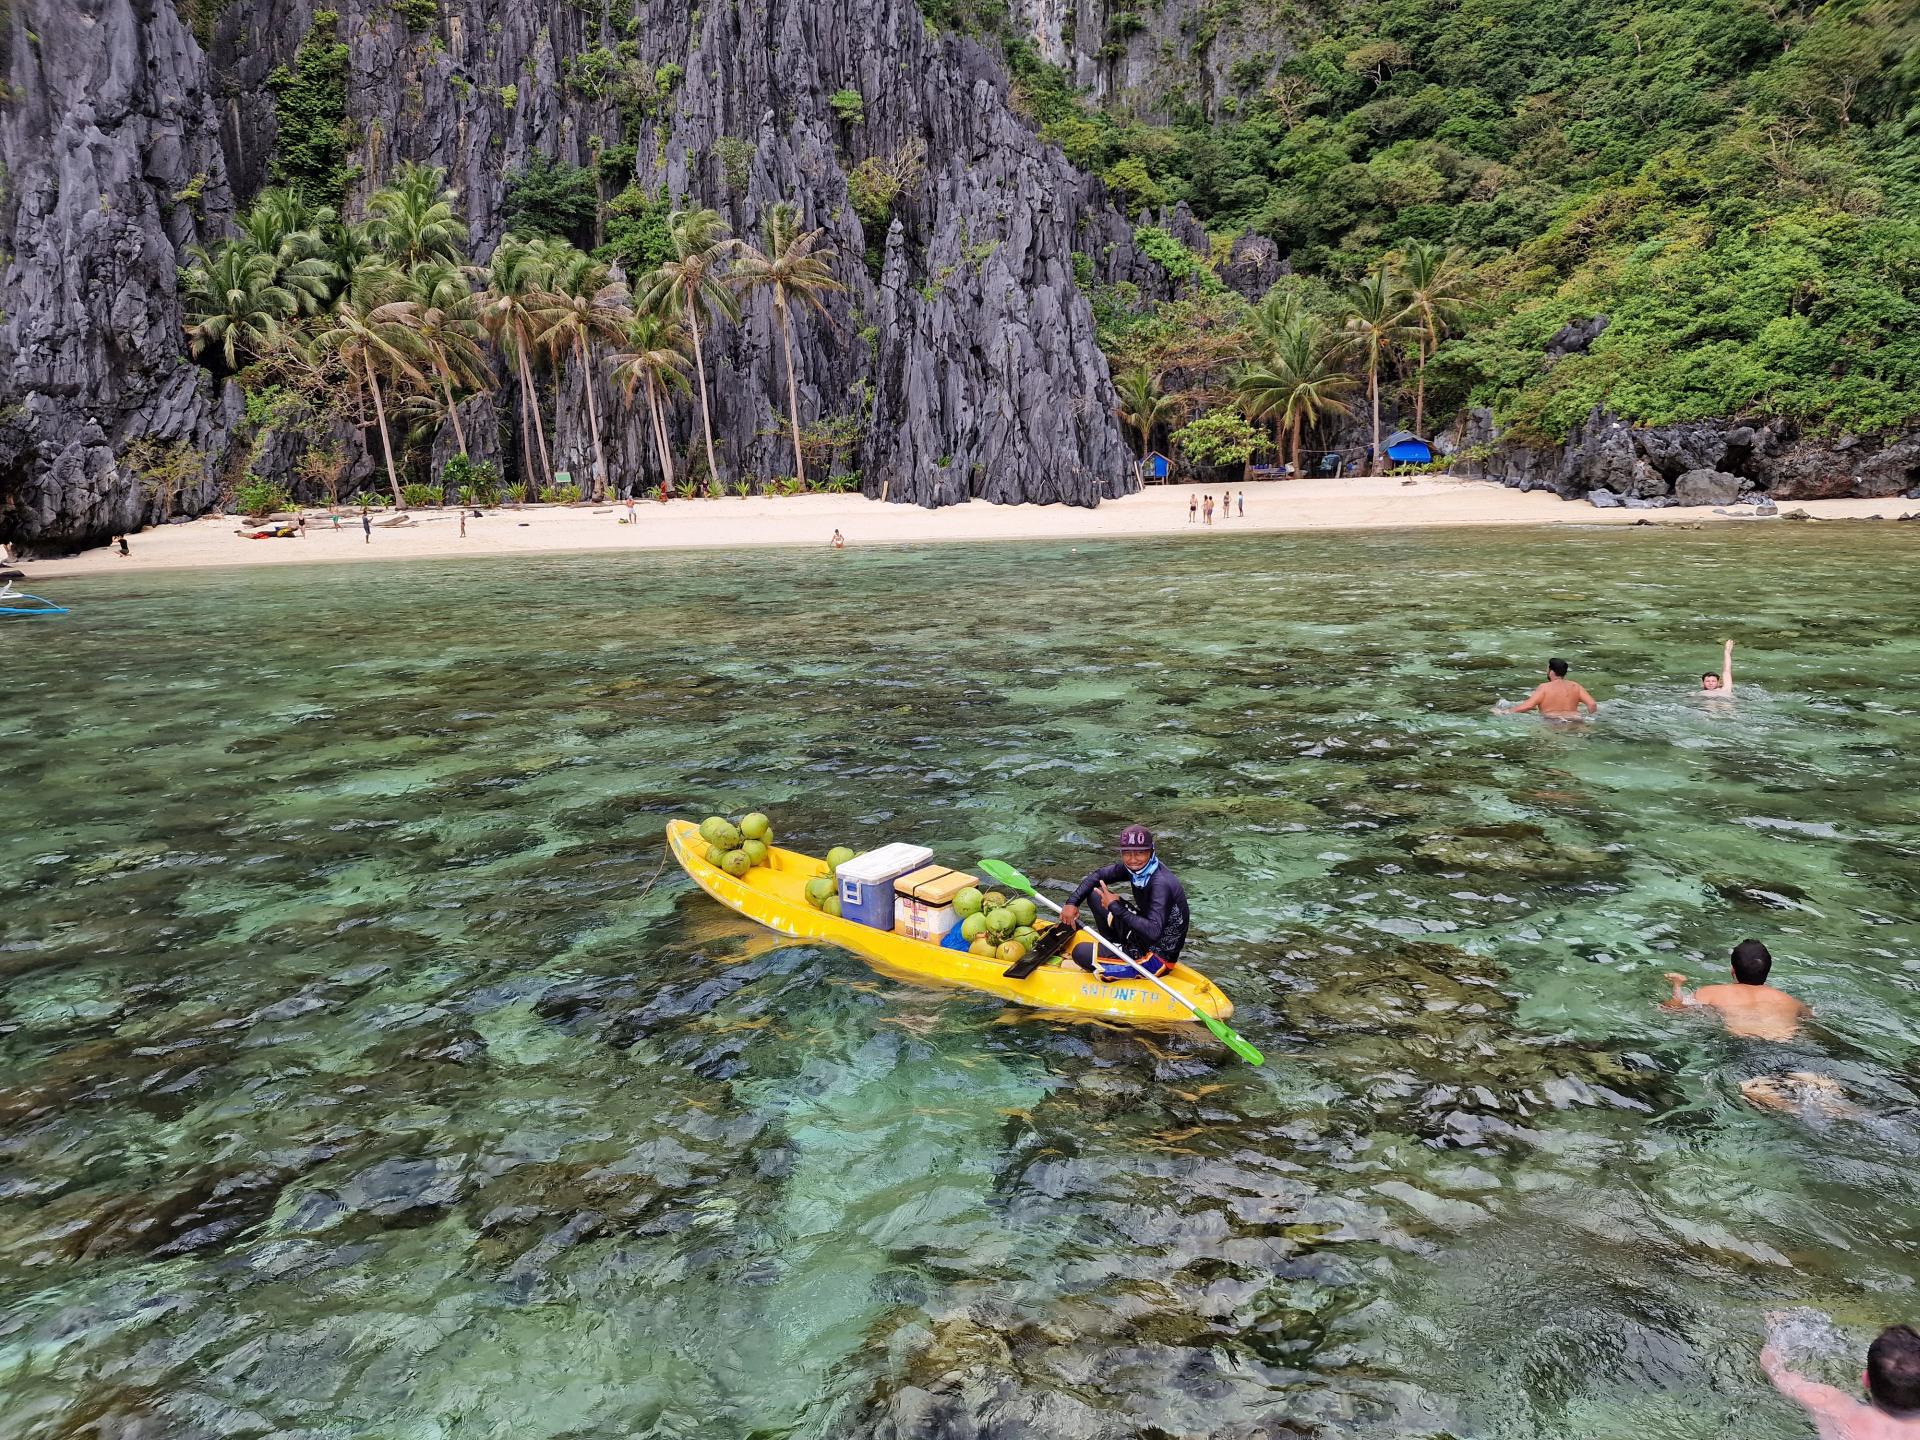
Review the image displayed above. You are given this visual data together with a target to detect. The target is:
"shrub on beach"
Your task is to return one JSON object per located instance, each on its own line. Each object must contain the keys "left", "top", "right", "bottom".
{"left": 234, "top": 476, "right": 293, "bottom": 516}
{"left": 540, "top": 483, "right": 584, "bottom": 504}
{"left": 401, "top": 482, "right": 443, "bottom": 508}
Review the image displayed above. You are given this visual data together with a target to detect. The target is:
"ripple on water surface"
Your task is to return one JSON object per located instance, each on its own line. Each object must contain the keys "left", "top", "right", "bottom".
{"left": 1, "top": 526, "right": 1918, "bottom": 1438}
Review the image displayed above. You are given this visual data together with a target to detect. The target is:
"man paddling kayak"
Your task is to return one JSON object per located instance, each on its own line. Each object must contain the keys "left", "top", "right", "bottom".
{"left": 1057, "top": 825, "right": 1191, "bottom": 981}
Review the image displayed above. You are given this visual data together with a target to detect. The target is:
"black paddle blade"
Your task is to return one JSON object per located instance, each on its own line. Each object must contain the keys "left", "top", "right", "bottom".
{"left": 1003, "top": 920, "right": 1076, "bottom": 979}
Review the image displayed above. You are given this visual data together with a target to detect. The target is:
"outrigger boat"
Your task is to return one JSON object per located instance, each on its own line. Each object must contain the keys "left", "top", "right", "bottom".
{"left": 666, "top": 818, "right": 1234, "bottom": 1024}
{"left": 0, "top": 582, "right": 67, "bottom": 616}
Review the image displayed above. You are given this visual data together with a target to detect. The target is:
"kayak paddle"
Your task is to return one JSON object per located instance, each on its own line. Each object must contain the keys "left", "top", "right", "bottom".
{"left": 977, "top": 858, "right": 1265, "bottom": 1066}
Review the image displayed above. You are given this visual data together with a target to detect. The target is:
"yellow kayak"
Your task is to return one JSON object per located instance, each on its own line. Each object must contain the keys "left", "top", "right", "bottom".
{"left": 666, "top": 819, "right": 1234, "bottom": 1024}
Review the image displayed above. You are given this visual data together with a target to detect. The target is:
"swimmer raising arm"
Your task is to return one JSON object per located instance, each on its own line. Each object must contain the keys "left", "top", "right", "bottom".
{"left": 1703, "top": 637, "right": 1735, "bottom": 695}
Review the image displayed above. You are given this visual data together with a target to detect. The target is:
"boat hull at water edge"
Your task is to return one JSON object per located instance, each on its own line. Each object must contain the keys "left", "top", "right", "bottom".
{"left": 666, "top": 820, "right": 1234, "bottom": 1024}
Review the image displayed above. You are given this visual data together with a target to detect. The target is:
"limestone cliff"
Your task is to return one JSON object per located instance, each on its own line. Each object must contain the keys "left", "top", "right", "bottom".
{"left": 0, "top": 0, "right": 1159, "bottom": 549}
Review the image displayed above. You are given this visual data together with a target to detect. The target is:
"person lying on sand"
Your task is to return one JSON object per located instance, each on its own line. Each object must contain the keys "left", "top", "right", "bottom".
{"left": 1663, "top": 938, "right": 1810, "bottom": 1041}
{"left": 1763, "top": 1315, "right": 1920, "bottom": 1438}
{"left": 1494, "top": 657, "right": 1599, "bottom": 717}
{"left": 1704, "top": 637, "right": 1735, "bottom": 694}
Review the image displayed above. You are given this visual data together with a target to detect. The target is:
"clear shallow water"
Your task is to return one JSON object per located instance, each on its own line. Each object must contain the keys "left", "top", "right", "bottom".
{"left": 2, "top": 525, "right": 1918, "bottom": 1439}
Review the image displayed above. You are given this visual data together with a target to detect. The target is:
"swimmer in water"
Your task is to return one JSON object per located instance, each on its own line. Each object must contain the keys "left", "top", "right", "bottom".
{"left": 1493, "top": 657, "right": 1599, "bottom": 717}
{"left": 1703, "top": 636, "right": 1734, "bottom": 695}
{"left": 1662, "top": 938, "right": 1810, "bottom": 1041}
{"left": 1763, "top": 1316, "right": 1920, "bottom": 1439}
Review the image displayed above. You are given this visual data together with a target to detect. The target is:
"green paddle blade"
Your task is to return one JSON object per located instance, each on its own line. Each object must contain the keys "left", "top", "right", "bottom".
{"left": 977, "top": 858, "right": 1035, "bottom": 896}
{"left": 1202, "top": 1013, "right": 1266, "bottom": 1065}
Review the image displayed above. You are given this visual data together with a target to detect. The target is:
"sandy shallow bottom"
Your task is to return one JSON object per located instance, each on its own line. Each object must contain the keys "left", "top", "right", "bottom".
{"left": 22, "top": 475, "right": 1910, "bottom": 581}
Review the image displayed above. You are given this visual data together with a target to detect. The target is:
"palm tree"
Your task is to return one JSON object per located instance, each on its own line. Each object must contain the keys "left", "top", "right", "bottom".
{"left": 1341, "top": 263, "right": 1416, "bottom": 476}
{"left": 182, "top": 244, "right": 297, "bottom": 370}
{"left": 315, "top": 260, "right": 430, "bottom": 507}
{"left": 1236, "top": 316, "right": 1359, "bottom": 476}
{"left": 1112, "top": 365, "right": 1182, "bottom": 462}
{"left": 475, "top": 236, "right": 559, "bottom": 498}
{"left": 534, "top": 248, "right": 632, "bottom": 500}
{"left": 610, "top": 310, "right": 691, "bottom": 497}
{"left": 1394, "top": 241, "right": 1472, "bottom": 437}
{"left": 637, "top": 208, "right": 738, "bottom": 494}
{"left": 398, "top": 257, "right": 490, "bottom": 457}
{"left": 366, "top": 162, "right": 468, "bottom": 269}
{"left": 730, "top": 202, "right": 845, "bottom": 489}
{"left": 239, "top": 187, "right": 338, "bottom": 314}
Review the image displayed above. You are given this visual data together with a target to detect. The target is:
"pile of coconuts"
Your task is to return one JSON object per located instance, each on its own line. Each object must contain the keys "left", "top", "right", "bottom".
{"left": 953, "top": 886, "right": 1049, "bottom": 965}
{"left": 801, "top": 845, "right": 857, "bottom": 918}
{"left": 698, "top": 812, "right": 776, "bottom": 878}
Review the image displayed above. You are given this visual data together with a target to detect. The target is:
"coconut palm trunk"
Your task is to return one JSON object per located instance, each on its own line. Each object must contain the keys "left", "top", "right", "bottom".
{"left": 364, "top": 353, "right": 406, "bottom": 507}
{"left": 440, "top": 377, "right": 469, "bottom": 456}
{"left": 645, "top": 373, "right": 675, "bottom": 492}
{"left": 1368, "top": 358, "right": 1383, "bottom": 476}
{"left": 517, "top": 324, "right": 555, "bottom": 490}
{"left": 774, "top": 301, "right": 808, "bottom": 488}
{"left": 574, "top": 333, "right": 610, "bottom": 500}
{"left": 1414, "top": 334, "right": 1430, "bottom": 438}
{"left": 1291, "top": 411, "right": 1304, "bottom": 477}
{"left": 685, "top": 297, "right": 720, "bottom": 494}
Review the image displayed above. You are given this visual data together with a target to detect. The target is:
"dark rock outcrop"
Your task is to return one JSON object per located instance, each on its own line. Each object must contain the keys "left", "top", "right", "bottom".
{"left": 1544, "top": 314, "right": 1609, "bottom": 358}
{"left": 0, "top": 0, "right": 243, "bottom": 549}
{"left": 1461, "top": 404, "right": 1920, "bottom": 507}
{"left": 1673, "top": 467, "right": 1744, "bottom": 506}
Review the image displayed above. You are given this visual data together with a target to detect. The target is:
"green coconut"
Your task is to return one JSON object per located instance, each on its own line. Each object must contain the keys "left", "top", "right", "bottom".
{"left": 740, "top": 812, "right": 771, "bottom": 841}
{"left": 996, "top": 940, "right": 1027, "bottom": 964}
{"left": 821, "top": 895, "right": 842, "bottom": 918}
{"left": 706, "top": 820, "right": 741, "bottom": 852}
{"left": 825, "top": 845, "right": 856, "bottom": 873}
{"left": 1012, "top": 925, "right": 1039, "bottom": 948}
{"left": 1009, "top": 897, "right": 1038, "bottom": 927}
{"left": 805, "top": 877, "right": 835, "bottom": 907}
{"left": 699, "top": 816, "right": 731, "bottom": 846}
{"left": 741, "top": 839, "right": 768, "bottom": 867}
{"left": 960, "top": 912, "right": 988, "bottom": 942}
{"left": 952, "top": 887, "right": 984, "bottom": 918}
{"left": 705, "top": 844, "right": 729, "bottom": 866}
{"left": 985, "top": 907, "right": 1015, "bottom": 937}
{"left": 968, "top": 938, "right": 999, "bottom": 957}
{"left": 721, "top": 849, "right": 752, "bottom": 877}
{"left": 982, "top": 891, "right": 1007, "bottom": 910}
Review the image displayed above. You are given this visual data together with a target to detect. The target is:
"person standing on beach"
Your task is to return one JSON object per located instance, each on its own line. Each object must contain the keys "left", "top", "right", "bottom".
{"left": 362, "top": 507, "right": 372, "bottom": 545}
{"left": 1203, "top": 494, "right": 1214, "bottom": 525}
{"left": 1189, "top": 494, "right": 1198, "bottom": 523}
{"left": 831, "top": 529, "right": 845, "bottom": 549}
{"left": 1703, "top": 637, "right": 1735, "bottom": 695}
{"left": 1493, "top": 657, "right": 1598, "bottom": 717}
{"left": 1238, "top": 491, "right": 1246, "bottom": 517}
{"left": 626, "top": 494, "right": 638, "bottom": 526}
{"left": 459, "top": 510, "right": 467, "bottom": 538}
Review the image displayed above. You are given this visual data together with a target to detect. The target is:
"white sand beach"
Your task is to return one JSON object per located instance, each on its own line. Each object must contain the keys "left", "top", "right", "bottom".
{"left": 23, "top": 475, "right": 1908, "bottom": 581}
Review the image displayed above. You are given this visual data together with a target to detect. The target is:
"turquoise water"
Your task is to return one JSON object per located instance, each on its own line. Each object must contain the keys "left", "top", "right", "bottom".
{"left": 2, "top": 525, "right": 1917, "bottom": 1438}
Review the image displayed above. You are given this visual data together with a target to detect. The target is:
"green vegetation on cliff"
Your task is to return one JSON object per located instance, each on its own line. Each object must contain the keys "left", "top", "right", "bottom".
{"left": 1006, "top": 0, "right": 1920, "bottom": 441}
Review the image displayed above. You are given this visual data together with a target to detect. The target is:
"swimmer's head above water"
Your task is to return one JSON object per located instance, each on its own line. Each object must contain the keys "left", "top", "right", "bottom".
{"left": 1548, "top": 657, "right": 1568, "bottom": 678}
{"left": 1731, "top": 938, "right": 1772, "bottom": 985}
{"left": 1869, "top": 1325, "right": 1920, "bottom": 1412}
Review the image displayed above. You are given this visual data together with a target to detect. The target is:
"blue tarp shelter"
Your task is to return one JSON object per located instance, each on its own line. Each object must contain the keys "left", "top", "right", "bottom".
{"left": 1384, "top": 430, "right": 1433, "bottom": 465}
{"left": 1144, "top": 451, "right": 1172, "bottom": 481}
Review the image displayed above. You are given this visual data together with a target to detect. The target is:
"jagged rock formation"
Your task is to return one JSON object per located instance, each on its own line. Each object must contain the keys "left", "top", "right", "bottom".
{"left": 0, "top": 0, "right": 1155, "bottom": 550}
{"left": 1008, "top": 0, "right": 1292, "bottom": 119}
{"left": 0, "top": 0, "right": 241, "bottom": 548}
{"left": 1447, "top": 406, "right": 1920, "bottom": 505}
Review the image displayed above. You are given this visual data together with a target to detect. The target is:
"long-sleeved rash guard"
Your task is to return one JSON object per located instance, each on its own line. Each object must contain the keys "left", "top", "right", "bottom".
{"left": 1067, "top": 861, "right": 1190, "bottom": 963}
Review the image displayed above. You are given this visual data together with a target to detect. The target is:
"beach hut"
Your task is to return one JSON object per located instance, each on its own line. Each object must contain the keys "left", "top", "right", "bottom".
{"left": 1384, "top": 430, "right": 1433, "bottom": 465}
{"left": 1144, "top": 451, "right": 1172, "bottom": 482}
